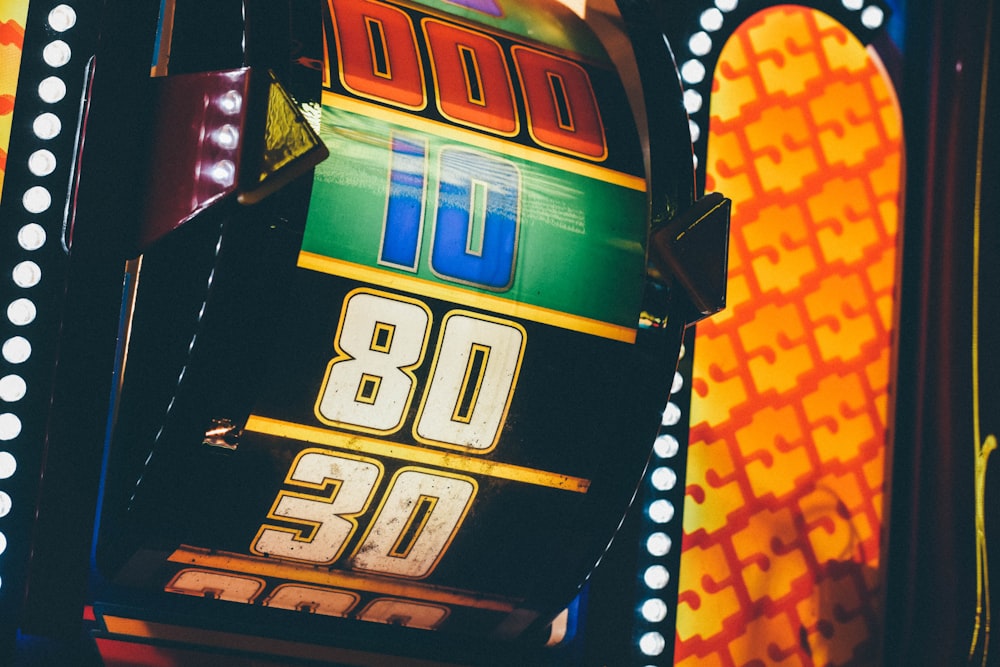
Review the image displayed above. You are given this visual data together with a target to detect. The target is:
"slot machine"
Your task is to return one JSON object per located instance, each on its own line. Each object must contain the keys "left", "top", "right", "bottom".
{"left": 0, "top": 0, "right": 729, "bottom": 663}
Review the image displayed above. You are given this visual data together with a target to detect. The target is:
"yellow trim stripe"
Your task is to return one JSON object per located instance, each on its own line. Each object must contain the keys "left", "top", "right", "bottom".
{"left": 245, "top": 414, "right": 591, "bottom": 494}
{"left": 99, "top": 615, "right": 467, "bottom": 667}
{"left": 321, "top": 90, "right": 646, "bottom": 191}
{"left": 167, "top": 547, "right": 520, "bottom": 612}
{"left": 298, "top": 251, "right": 638, "bottom": 344}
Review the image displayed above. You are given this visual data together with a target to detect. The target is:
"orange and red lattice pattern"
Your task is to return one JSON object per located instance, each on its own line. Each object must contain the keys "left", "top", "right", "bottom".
{"left": 676, "top": 7, "right": 901, "bottom": 666}
{"left": 0, "top": 0, "right": 28, "bottom": 198}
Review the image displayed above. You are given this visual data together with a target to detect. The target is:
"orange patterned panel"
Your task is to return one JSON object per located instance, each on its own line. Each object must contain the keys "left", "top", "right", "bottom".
{"left": 677, "top": 6, "right": 901, "bottom": 666}
{"left": 0, "top": 0, "right": 28, "bottom": 198}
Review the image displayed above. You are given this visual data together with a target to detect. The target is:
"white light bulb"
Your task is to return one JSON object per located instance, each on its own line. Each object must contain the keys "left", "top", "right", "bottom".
{"left": 12, "top": 261, "right": 42, "bottom": 288}
{"left": 0, "top": 413, "right": 21, "bottom": 441}
{"left": 42, "top": 40, "right": 72, "bottom": 67}
{"left": 48, "top": 5, "right": 77, "bottom": 32}
{"left": 0, "top": 491, "right": 10, "bottom": 517}
{"left": 684, "top": 89, "right": 703, "bottom": 114}
{"left": 700, "top": 8, "right": 724, "bottom": 31}
{"left": 641, "top": 597, "right": 668, "bottom": 623}
{"left": 646, "top": 531, "right": 672, "bottom": 557}
{"left": 18, "top": 224, "right": 47, "bottom": 251}
{"left": 661, "top": 401, "right": 681, "bottom": 426}
{"left": 0, "top": 375, "right": 27, "bottom": 402}
{"left": 28, "top": 149, "right": 57, "bottom": 176}
{"left": 7, "top": 299, "right": 36, "bottom": 326}
{"left": 648, "top": 499, "right": 675, "bottom": 524}
{"left": 643, "top": 564, "right": 670, "bottom": 590}
{"left": 651, "top": 466, "right": 677, "bottom": 491}
{"left": 33, "top": 112, "right": 61, "bottom": 140}
{"left": 2, "top": 337, "right": 31, "bottom": 364}
{"left": 681, "top": 59, "right": 707, "bottom": 85}
{"left": 861, "top": 6, "right": 885, "bottom": 28}
{"left": 653, "top": 433, "right": 679, "bottom": 458}
{"left": 688, "top": 31, "right": 712, "bottom": 56}
{"left": 38, "top": 76, "right": 66, "bottom": 103}
{"left": 0, "top": 451, "right": 16, "bottom": 479}
{"left": 639, "top": 631, "right": 666, "bottom": 656}
{"left": 23, "top": 186, "right": 52, "bottom": 214}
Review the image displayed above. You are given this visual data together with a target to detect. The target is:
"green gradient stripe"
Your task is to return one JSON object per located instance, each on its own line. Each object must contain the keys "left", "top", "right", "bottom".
{"left": 303, "top": 97, "right": 647, "bottom": 340}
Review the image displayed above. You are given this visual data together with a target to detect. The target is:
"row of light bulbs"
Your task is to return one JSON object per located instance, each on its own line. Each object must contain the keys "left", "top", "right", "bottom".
{"left": 0, "top": 2, "right": 79, "bottom": 592}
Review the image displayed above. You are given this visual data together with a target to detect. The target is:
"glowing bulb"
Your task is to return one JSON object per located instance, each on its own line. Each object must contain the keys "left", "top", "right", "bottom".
{"left": 0, "top": 375, "right": 27, "bottom": 402}
{"left": 715, "top": 0, "right": 739, "bottom": 10}
{"left": 700, "top": 8, "right": 724, "bottom": 31}
{"left": 0, "top": 491, "right": 10, "bottom": 517}
{"left": 28, "top": 149, "right": 57, "bottom": 177}
{"left": 644, "top": 564, "right": 670, "bottom": 590}
{"left": 680, "top": 59, "right": 707, "bottom": 85}
{"left": 0, "top": 531, "right": 7, "bottom": 556}
{"left": 661, "top": 401, "right": 681, "bottom": 426}
{"left": 33, "top": 112, "right": 61, "bottom": 140}
{"left": 639, "top": 631, "right": 666, "bottom": 656}
{"left": 648, "top": 499, "right": 675, "bottom": 524}
{"left": 0, "top": 451, "right": 15, "bottom": 479}
{"left": 48, "top": 5, "right": 77, "bottom": 32}
{"left": 683, "top": 89, "right": 703, "bottom": 114}
{"left": 219, "top": 90, "right": 243, "bottom": 114}
{"left": 842, "top": 0, "right": 863, "bottom": 9}
{"left": 671, "top": 371, "right": 684, "bottom": 394}
{"left": 18, "top": 224, "right": 47, "bottom": 251}
{"left": 653, "top": 433, "right": 679, "bottom": 458}
{"left": 641, "top": 597, "right": 668, "bottom": 623}
{"left": 688, "top": 31, "right": 712, "bottom": 56}
{"left": 7, "top": 299, "right": 36, "bottom": 326}
{"left": 210, "top": 160, "right": 236, "bottom": 186}
{"left": 43, "top": 40, "right": 72, "bottom": 67}
{"left": 646, "top": 531, "right": 672, "bottom": 557}
{"left": 861, "top": 6, "right": 885, "bottom": 28}
{"left": 38, "top": 76, "right": 67, "bottom": 104}
{"left": 2, "top": 337, "right": 31, "bottom": 364}
{"left": 22, "top": 186, "right": 52, "bottom": 214}
{"left": 215, "top": 124, "right": 240, "bottom": 150}
{"left": 651, "top": 466, "right": 677, "bottom": 491}
{"left": 0, "top": 413, "right": 21, "bottom": 441}
{"left": 12, "top": 261, "right": 42, "bottom": 288}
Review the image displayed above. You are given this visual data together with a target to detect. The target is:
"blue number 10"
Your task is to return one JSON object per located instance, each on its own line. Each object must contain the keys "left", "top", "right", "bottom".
{"left": 379, "top": 135, "right": 521, "bottom": 291}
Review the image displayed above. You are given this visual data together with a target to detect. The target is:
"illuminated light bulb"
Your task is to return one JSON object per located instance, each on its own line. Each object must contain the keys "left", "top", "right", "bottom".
{"left": 0, "top": 413, "right": 21, "bottom": 441}
{"left": 639, "top": 631, "right": 666, "bottom": 657}
{"left": 693, "top": 153, "right": 700, "bottom": 169}
{"left": 28, "top": 149, "right": 57, "bottom": 176}
{"left": 715, "top": 0, "right": 739, "bottom": 10}
{"left": 210, "top": 160, "right": 236, "bottom": 186}
{"left": 683, "top": 88, "right": 703, "bottom": 114}
{"left": 22, "top": 186, "right": 52, "bottom": 214}
{"left": 38, "top": 76, "right": 66, "bottom": 103}
{"left": 0, "top": 491, "right": 10, "bottom": 517}
{"left": 2, "top": 337, "right": 31, "bottom": 364}
{"left": 688, "top": 31, "right": 712, "bottom": 56}
{"left": 0, "top": 531, "right": 6, "bottom": 556}
{"left": 651, "top": 466, "right": 677, "bottom": 491}
{"left": 215, "top": 124, "right": 240, "bottom": 150}
{"left": 689, "top": 119, "right": 701, "bottom": 143}
{"left": 42, "top": 40, "right": 72, "bottom": 68}
{"left": 18, "top": 224, "right": 46, "bottom": 251}
{"left": 646, "top": 531, "right": 672, "bottom": 557}
{"left": 7, "top": 299, "right": 36, "bottom": 326}
{"left": 33, "top": 112, "right": 61, "bottom": 140}
{"left": 700, "top": 8, "right": 724, "bottom": 31}
{"left": 643, "top": 564, "right": 670, "bottom": 590}
{"left": 648, "top": 498, "right": 674, "bottom": 523}
{"left": 12, "top": 261, "right": 42, "bottom": 288}
{"left": 641, "top": 597, "right": 668, "bottom": 623}
{"left": 861, "top": 5, "right": 885, "bottom": 28}
{"left": 48, "top": 4, "right": 77, "bottom": 32}
{"left": 661, "top": 401, "right": 681, "bottom": 426}
{"left": 219, "top": 90, "right": 243, "bottom": 114}
{"left": 0, "top": 451, "right": 15, "bottom": 479}
{"left": 680, "top": 59, "right": 706, "bottom": 85}
{"left": 842, "top": 0, "right": 863, "bottom": 9}
{"left": 671, "top": 371, "right": 684, "bottom": 394}
{"left": 653, "top": 433, "right": 679, "bottom": 458}
{"left": 0, "top": 375, "right": 27, "bottom": 402}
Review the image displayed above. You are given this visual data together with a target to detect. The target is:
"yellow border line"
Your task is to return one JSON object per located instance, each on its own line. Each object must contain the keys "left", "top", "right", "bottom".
{"left": 167, "top": 547, "right": 520, "bottom": 612}
{"left": 321, "top": 90, "right": 646, "bottom": 191}
{"left": 245, "top": 414, "right": 591, "bottom": 494}
{"left": 298, "top": 251, "right": 637, "bottom": 344}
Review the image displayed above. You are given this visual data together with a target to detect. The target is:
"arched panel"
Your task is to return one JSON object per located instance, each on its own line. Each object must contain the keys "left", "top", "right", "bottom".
{"left": 677, "top": 6, "right": 902, "bottom": 665}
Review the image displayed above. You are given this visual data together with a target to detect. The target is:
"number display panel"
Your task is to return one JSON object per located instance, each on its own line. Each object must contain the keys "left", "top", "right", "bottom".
{"left": 95, "top": 0, "right": 689, "bottom": 644}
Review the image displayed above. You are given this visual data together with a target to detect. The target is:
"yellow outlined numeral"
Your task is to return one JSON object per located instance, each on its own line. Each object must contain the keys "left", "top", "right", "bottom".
{"left": 251, "top": 449, "right": 384, "bottom": 564}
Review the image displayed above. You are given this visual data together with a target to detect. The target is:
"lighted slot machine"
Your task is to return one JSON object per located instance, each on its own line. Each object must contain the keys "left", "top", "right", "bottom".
{"left": 0, "top": 0, "right": 729, "bottom": 664}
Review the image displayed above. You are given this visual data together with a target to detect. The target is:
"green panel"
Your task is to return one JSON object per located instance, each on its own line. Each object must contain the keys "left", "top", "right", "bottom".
{"left": 303, "top": 102, "right": 647, "bottom": 332}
